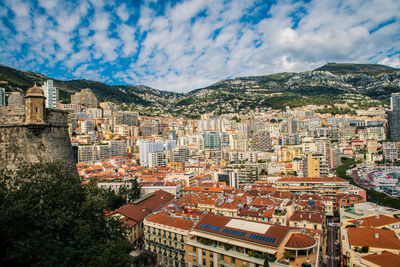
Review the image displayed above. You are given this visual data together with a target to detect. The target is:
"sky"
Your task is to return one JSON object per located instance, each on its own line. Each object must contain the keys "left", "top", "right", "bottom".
{"left": 0, "top": 0, "right": 399, "bottom": 93}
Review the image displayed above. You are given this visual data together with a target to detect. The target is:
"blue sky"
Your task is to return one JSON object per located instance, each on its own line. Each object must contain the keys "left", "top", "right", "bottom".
{"left": 0, "top": 0, "right": 399, "bottom": 92}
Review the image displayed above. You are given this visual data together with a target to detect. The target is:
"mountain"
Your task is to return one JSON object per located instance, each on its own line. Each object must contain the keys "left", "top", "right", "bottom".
{"left": 1, "top": 63, "right": 399, "bottom": 117}
{"left": 173, "top": 63, "right": 400, "bottom": 117}
{"left": 0, "top": 64, "right": 182, "bottom": 109}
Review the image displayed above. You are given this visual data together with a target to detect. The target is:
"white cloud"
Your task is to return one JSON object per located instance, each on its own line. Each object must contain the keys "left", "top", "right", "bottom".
{"left": 118, "top": 24, "right": 138, "bottom": 56}
{"left": 0, "top": 0, "right": 398, "bottom": 92}
{"left": 116, "top": 3, "right": 130, "bottom": 22}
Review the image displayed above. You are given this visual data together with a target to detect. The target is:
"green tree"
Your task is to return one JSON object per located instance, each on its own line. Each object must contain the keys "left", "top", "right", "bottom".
{"left": 104, "top": 183, "right": 129, "bottom": 210}
{"left": 0, "top": 161, "right": 132, "bottom": 266}
{"left": 127, "top": 178, "right": 141, "bottom": 202}
{"left": 264, "top": 258, "right": 270, "bottom": 267}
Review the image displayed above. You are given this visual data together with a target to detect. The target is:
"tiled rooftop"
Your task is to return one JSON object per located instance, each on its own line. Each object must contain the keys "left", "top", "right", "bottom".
{"left": 193, "top": 214, "right": 292, "bottom": 248}
{"left": 347, "top": 228, "right": 400, "bottom": 250}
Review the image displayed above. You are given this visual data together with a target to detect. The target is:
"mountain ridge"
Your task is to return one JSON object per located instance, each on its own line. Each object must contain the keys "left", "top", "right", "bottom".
{"left": 1, "top": 63, "right": 399, "bottom": 117}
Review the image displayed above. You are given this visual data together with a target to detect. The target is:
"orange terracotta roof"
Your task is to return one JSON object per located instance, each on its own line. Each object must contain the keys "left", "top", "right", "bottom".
{"left": 347, "top": 228, "right": 400, "bottom": 250}
{"left": 76, "top": 163, "right": 87, "bottom": 167}
{"left": 349, "top": 215, "right": 400, "bottom": 228}
{"left": 361, "top": 251, "right": 400, "bottom": 267}
{"left": 290, "top": 211, "right": 323, "bottom": 224}
{"left": 251, "top": 197, "right": 275, "bottom": 207}
{"left": 284, "top": 233, "right": 317, "bottom": 249}
{"left": 218, "top": 202, "right": 238, "bottom": 210}
{"left": 146, "top": 211, "right": 194, "bottom": 230}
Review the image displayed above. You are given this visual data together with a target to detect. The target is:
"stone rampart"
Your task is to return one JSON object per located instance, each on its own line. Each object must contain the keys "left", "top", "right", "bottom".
{"left": 0, "top": 107, "right": 76, "bottom": 171}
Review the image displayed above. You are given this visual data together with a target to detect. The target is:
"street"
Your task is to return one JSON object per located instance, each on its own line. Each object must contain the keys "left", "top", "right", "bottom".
{"left": 326, "top": 224, "right": 340, "bottom": 267}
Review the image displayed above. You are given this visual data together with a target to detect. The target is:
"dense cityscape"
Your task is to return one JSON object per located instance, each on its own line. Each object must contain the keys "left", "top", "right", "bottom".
{"left": 1, "top": 0, "right": 400, "bottom": 266}
{"left": 1, "top": 79, "right": 400, "bottom": 266}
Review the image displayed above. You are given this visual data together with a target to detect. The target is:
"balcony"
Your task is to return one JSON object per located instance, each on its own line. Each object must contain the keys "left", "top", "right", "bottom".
{"left": 188, "top": 238, "right": 265, "bottom": 265}
{"left": 145, "top": 239, "right": 185, "bottom": 253}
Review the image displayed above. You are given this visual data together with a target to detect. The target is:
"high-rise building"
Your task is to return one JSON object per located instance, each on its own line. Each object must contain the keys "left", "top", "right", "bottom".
{"left": 71, "top": 88, "right": 98, "bottom": 108}
{"left": 0, "top": 88, "right": 5, "bottom": 107}
{"left": 140, "top": 119, "right": 159, "bottom": 136}
{"left": 388, "top": 93, "right": 400, "bottom": 141}
{"left": 203, "top": 132, "right": 221, "bottom": 150}
{"left": 303, "top": 153, "right": 329, "bottom": 177}
{"left": 390, "top": 92, "right": 400, "bottom": 111}
{"left": 173, "top": 147, "right": 190, "bottom": 163}
{"left": 42, "top": 80, "right": 58, "bottom": 109}
{"left": 139, "top": 140, "right": 164, "bottom": 167}
{"left": 148, "top": 151, "right": 166, "bottom": 167}
{"left": 382, "top": 142, "right": 398, "bottom": 162}
{"left": 112, "top": 111, "right": 139, "bottom": 126}
{"left": 250, "top": 131, "right": 272, "bottom": 152}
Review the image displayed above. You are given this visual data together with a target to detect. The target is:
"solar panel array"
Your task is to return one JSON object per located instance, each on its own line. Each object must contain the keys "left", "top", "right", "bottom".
{"left": 248, "top": 233, "right": 277, "bottom": 244}
{"left": 199, "top": 223, "right": 222, "bottom": 232}
{"left": 198, "top": 223, "right": 277, "bottom": 244}
{"left": 222, "top": 228, "right": 248, "bottom": 238}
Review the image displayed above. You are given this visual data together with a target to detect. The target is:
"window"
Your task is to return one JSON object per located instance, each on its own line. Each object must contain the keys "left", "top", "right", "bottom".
{"left": 220, "top": 255, "right": 224, "bottom": 261}
{"left": 231, "top": 258, "right": 235, "bottom": 264}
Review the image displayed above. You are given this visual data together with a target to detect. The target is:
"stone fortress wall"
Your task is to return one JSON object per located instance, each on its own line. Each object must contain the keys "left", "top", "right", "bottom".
{"left": 0, "top": 87, "right": 76, "bottom": 171}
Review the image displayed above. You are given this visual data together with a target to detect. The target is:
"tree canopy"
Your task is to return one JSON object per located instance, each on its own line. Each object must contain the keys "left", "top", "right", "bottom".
{"left": 0, "top": 161, "right": 132, "bottom": 266}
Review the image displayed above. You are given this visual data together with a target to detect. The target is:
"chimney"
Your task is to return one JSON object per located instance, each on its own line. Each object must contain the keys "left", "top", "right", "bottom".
{"left": 375, "top": 214, "right": 379, "bottom": 219}
{"left": 375, "top": 233, "right": 379, "bottom": 239}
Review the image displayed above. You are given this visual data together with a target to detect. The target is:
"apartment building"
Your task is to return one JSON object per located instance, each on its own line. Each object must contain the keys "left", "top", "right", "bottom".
{"left": 302, "top": 153, "right": 329, "bottom": 177}
{"left": 276, "top": 177, "right": 366, "bottom": 201}
{"left": 144, "top": 211, "right": 195, "bottom": 266}
{"left": 187, "top": 214, "right": 318, "bottom": 267}
{"left": 109, "top": 190, "right": 174, "bottom": 245}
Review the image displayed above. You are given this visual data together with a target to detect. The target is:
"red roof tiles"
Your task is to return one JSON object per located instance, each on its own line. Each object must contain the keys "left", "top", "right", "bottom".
{"left": 284, "top": 233, "right": 317, "bottom": 249}
{"left": 361, "top": 251, "right": 400, "bottom": 267}
{"left": 347, "top": 228, "right": 400, "bottom": 250}
{"left": 349, "top": 215, "right": 400, "bottom": 228}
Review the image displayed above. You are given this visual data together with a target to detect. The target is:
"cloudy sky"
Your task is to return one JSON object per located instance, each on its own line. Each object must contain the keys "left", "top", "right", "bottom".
{"left": 0, "top": 0, "right": 399, "bottom": 92}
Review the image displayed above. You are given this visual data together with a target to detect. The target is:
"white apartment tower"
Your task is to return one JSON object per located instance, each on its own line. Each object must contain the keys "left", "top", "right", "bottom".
{"left": 42, "top": 80, "right": 58, "bottom": 109}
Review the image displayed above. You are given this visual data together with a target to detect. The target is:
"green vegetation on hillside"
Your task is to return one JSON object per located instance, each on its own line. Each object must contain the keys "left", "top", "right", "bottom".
{"left": 315, "top": 63, "right": 399, "bottom": 75}
{"left": 1, "top": 63, "right": 399, "bottom": 117}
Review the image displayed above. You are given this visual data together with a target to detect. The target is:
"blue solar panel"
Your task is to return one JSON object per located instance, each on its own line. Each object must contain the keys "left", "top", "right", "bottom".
{"left": 222, "top": 228, "right": 248, "bottom": 238}
{"left": 248, "top": 233, "right": 277, "bottom": 244}
{"left": 199, "top": 223, "right": 222, "bottom": 232}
